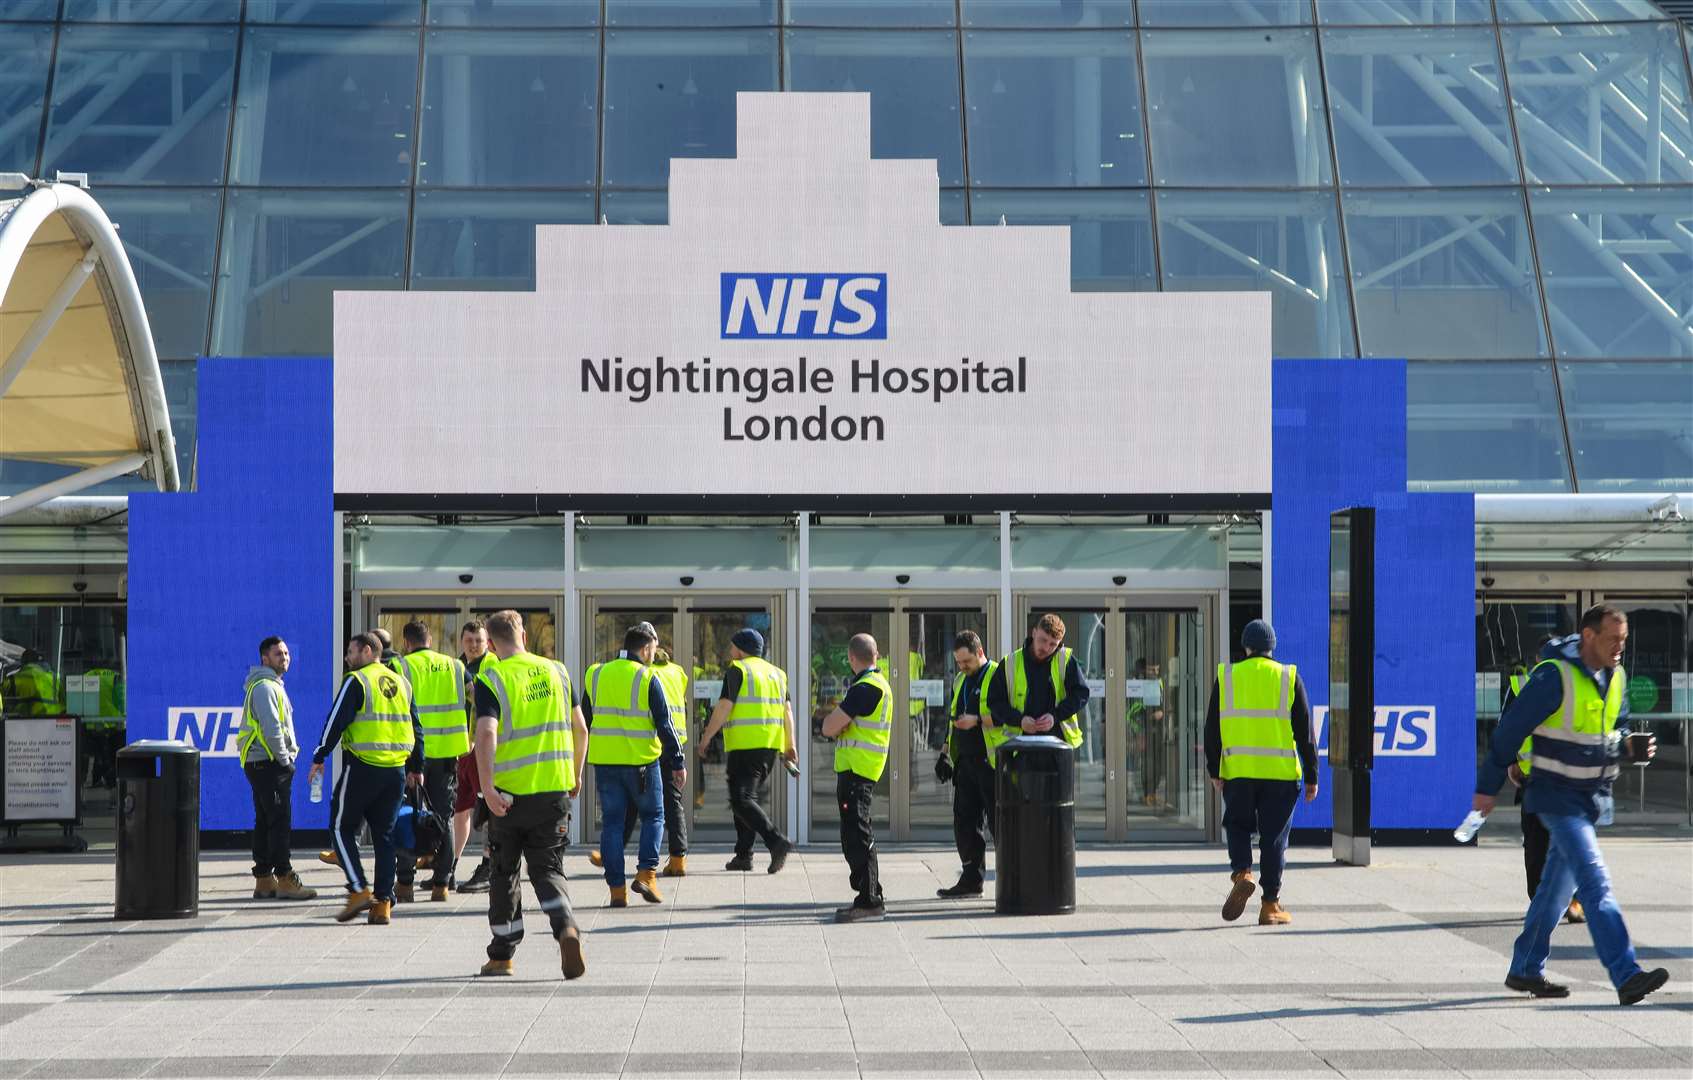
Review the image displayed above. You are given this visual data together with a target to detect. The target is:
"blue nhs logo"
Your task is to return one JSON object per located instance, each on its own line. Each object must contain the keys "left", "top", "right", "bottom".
{"left": 1313, "top": 706, "right": 1436, "bottom": 757}
{"left": 720, "top": 273, "right": 887, "bottom": 339}
{"left": 169, "top": 707, "right": 243, "bottom": 757}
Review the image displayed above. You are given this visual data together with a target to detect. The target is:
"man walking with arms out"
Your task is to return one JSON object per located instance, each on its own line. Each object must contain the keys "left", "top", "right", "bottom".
{"left": 820, "top": 633, "right": 893, "bottom": 923}
{"left": 697, "top": 628, "right": 797, "bottom": 874}
{"left": 240, "top": 636, "right": 315, "bottom": 902}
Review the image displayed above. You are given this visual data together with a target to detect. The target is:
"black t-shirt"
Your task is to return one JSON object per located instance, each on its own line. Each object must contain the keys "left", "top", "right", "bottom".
{"left": 951, "top": 666, "right": 992, "bottom": 760}
{"left": 839, "top": 668, "right": 886, "bottom": 720}
{"left": 719, "top": 664, "right": 744, "bottom": 703}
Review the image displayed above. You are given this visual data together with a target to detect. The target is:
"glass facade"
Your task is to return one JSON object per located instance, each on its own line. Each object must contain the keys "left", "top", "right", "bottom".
{"left": 3, "top": 0, "right": 1690, "bottom": 495}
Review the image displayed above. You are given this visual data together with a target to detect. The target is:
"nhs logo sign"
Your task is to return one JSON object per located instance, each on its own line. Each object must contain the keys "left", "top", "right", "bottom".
{"left": 168, "top": 707, "right": 243, "bottom": 758}
{"left": 721, "top": 273, "right": 887, "bottom": 339}
{"left": 1313, "top": 706, "right": 1437, "bottom": 757}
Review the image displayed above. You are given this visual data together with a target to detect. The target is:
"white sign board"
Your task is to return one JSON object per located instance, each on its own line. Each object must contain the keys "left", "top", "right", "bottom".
{"left": 909, "top": 679, "right": 946, "bottom": 706}
{"left": 334, "top": 94, "right": 1270, "bottom": 499}
{"left": 3, "top": 717, "right": 77, "bottom": 821}
{"left": 694, "top": 679, "right": 724, "bottom": 702}
{"left": 1085, "top": 678, "right": 1107, "bottom": 699}
{"left": 1125, "top": 679, "right": 1163, "bottom": 704}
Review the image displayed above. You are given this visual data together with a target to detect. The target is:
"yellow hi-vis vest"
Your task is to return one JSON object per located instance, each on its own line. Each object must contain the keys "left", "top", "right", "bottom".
{"left": 401, "top": 649, "right": 470, "bottom": 760}
{"left": 947, "top": 661, "right": 1007, "bottom": 766}
{"left": 5, "top": 663, "right": 61, "bottom": 716}
{"left": 1005, "top": 647, "right": 1083, "bottom": 749}
{"left": 1216, "top": 657, "right": 1300, "bottom": 781}
{"left": 585, "top": 658, "right": 661, "bottom": 767}
{"left": 480, "top": 651, "right": 576, "bottom": 794}
{"left": 345, "top": 662, "right": 415, "bottom": 768}
{"left": 238, "top": 673, "right": 290, "bottom": 764}
{"left": 1527, "top": 659, "right": 1625, "bottom": 785}
{"left": 1509, "top": 673, "right": 1534, "bottom": 775}
{"left": 650, "top": 661, "right": 689, "bottom": 747}
{"left": 725, "top": 656, "right": 788, "bottom": 752}
{"left": 834, "top": 668, "right": 893, "bottom": 782}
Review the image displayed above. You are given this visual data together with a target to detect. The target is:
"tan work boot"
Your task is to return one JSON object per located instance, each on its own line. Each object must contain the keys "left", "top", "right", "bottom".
{"left": 395, "top": 883, "right": 415, "bottom": 904}
{"left": 318, "top": 850, "right": 340, "bottom": 867}
{"left": 430, "top": 884, "right": 450, "bottom": 902}
{"left": 252, "top": 874, "right": 278, "bottom": 900}
{"left": 479, "top": 958, "right": 514, "bottom": 977}
{"left": 368, "top": 899, "right": 393, "bottom": 925}
{"left": 588, "top": 849, "right": 604, "bottom": 868}
{"left": 608, "top": 886, "right": 628, "bottom": 908}
{"left": 1259, "top": 899, "right": 1292, "bottom": 925}
{"left": 560, "top": 926, "right": 586, "bottom": 980}
{"left": 661, "top": 855, "right": 686, "bottom": 878}
{"left": 335, "top": 889, "right": 374, "bottom": 922}
{"left": 1565, "top": 899, "right": 1586, "bottom": 924}
{"left": 272, "top": 872, "right": 317, "bottom": 901}
{"left": 631, "top": 869, "right": 664, "bottom": 904}
{"left": 1222, "top": 870, "right": 1256, "bottom": 922}
{"left": 415, "top": 853, "right": 434, "bottom": 870}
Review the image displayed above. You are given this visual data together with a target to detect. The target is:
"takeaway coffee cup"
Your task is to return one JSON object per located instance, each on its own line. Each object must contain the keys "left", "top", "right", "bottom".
{"left": 1628, "top": 731, "right": 1654, "bottom": 760}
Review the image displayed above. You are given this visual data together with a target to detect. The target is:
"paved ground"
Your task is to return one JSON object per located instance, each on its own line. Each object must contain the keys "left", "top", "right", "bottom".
{"left": 1, "top": 833, "right": 1690, "bottom": 1079}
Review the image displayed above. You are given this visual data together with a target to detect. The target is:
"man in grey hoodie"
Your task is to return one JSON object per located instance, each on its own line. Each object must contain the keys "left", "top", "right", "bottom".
{"left": 241, "top": 636, "right": 316, "bottom": 901}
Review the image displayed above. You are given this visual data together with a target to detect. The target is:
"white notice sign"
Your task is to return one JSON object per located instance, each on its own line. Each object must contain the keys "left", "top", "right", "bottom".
{"left": 3, "top": 717, "right": 77, "bottom": 821}
{"left": 909, "top": 679, "right": 946, "bottom": 706}
{"left": 1125, "top": 679, "right": 1163, "bottom": 704}
{"left": 1085, "top": 678, "right": 1107, "bottom": 699}
{"left": 695, "top": 679, "right": 724, "bottom": 702}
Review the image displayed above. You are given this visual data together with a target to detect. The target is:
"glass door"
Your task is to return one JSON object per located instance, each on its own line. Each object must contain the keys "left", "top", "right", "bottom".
{"left": 1124, "top": 608, "right": 1207, "bottom": 836}
{"left": 583, "top": 602, "right": 678, "bottom": 836}
{"left": 904, "top": 605, "right": 994, "bottom": 839}
{"left": 1474, "top": 595, "right": 1576, "bottom": 774}
{"left": 372, "top": 604, "right": 459, "bottom": 658}
{"left": 810, "top": 605, "right": 894, "bottom": 835}
{"left": 1599, "top": 594, "right": 1690, "bottom": 823}
{"left": 690, "top": 604, "right": 779, "bottom": 841}
{"left": 1014, "top": 602, "right": 1110, "bottom": 841}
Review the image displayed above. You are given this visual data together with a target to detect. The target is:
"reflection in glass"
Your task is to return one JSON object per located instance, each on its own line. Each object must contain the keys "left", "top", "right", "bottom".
{"left": 0, "top": 0, "right": 61, "bottom": 17}
{"left": 907, "top": 609, "right": 984, "bottom": 837}
{"left": 469, "top": 605, "right": 556, "bottom": 658}
{"left": 607, "top": 0, "right": 776, "bottom": 26}
{"left": 1139, "top": 0, "right": 1311, "bottom": 26}
{"left": 1559, "top": 361, "right": 1693, "bottom": 492}
{"left": 1495, "top": 0, "right": 1669, "bottom": 22}
{"left": 1343, "top": 188, "right": 1548, "bottom": 360}
{"left": 600, "top": 190, "right": 670, "bottom": 224}
{"left": 64, "top": 1, "right": 240, "bottom": 20}
{"left": 1529, "top": 188, "right": 1693, "bottom": 360}
{"left": 962, "top": 0, "right": 1133, "bottom": 28}
{"left": 1157, "top": 189, "right": 1355, "bottom": 358}
{"left": 1124, "top": 609, "right": 1206, "bottom": 833}
{"left": 786, "top": 0, "right": 954, "bottom": 27}
{"left": 1406, "top": 361, "right": 1571, "bottom": 492}
{"left": 230, "top": 27, "right": 420, "bottom": 186}
{"left": 1322, "top": 27, "right": 1518, "bottom": 187}
{"left": 418, "top": 30, "right": 598, "bottom": 187}
{"left": 0, "top": 25, "right": 53, "bottom": 173}
{"left": 602, "top": 29, "right": 778, "bottom": 186}
{"left": 244, "top": 0, "right": 421, "bottom": 24}
{"left": 99, "top": 188, "right": 221, "bottom": 359}
{"left": 972, "top": 189, "right": 1156, "bottom": 292}
{"left": 43, "top": 26, "right": 237, "bottom": 186}
{"left": 785, "top": 30, "right": 963, "bottom": 185}
{"left": 1610, "top": 600, "right": 1689, "bottom": 817}
{"left": 428, "top": 0, "right": 598, "bottom": 26}
{"left": 1502, "top": 22, "right": 1693, "bottom": 185}
{"left": 962, "top": 30, "right": 1145, "bottom": 187}
{"left": 211, "top": 188, "right": 407, "bottom": 356}
{"left": 160, "top": 359, "right": 195, "bottom": 486}
{"left": 1141, "top": 28, "right": 1331, "bottom": 187}
{"left": 810, "top": 610, "right": 892, "bottom": 834}
{"left": 1317, "top": 0, "right": 1493, "bottom": 25}
{"left": 410, "top": 190, "right": 594, "bottom": 290}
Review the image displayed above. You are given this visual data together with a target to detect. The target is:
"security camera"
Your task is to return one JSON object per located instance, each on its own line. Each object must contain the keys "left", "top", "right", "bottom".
{"left": 458, "top": 573, "right": 473, "bottom": 585}
{"left": 1112, "top": 575, "right": 1127, "bottom": 587}
{"left": 895, "top": 574, "right": 911, "bottom": 585}
{"left": 72, "top": 580, "right": 88, "bottom": 594}
{"left": 1481, "top": 575, "right": 1495, "bottom": 589}
{"left": 680, "top": 575, "right": 694, "bottom": 587}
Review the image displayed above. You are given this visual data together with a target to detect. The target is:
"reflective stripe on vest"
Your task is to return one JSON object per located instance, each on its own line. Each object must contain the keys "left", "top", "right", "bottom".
{"left": 650, "top": 662, "right": 689, "bottom": 746}
{"left": 947, "top": 660, "right": 1005, "bottom": 766}
{"left": 401, "top": 649, "right": 470, "bottom": 760}
{"left": 238, "top": 677, "right": 290, "bottom": 764}
{"left": 1006, "top": 647, "right": 1083, "bottom": 749}
{"left": 585, "top": 658, "right": 661, "bottom": 766}
{"left": 834, "top": 668, "right": 893, "bottom": 782}
{"left": 1217, "top": 657, "right": 1300, "bottom": 782}
{"left": 1509, "top": 673, "right": 1533, "bottom": 774}
{"left": 1527, "top": 659, "right": 1624, "bottom": 784}
{"left": 481, "top": 652, "right": 576, "bottom": 794}
{"left": 345, "top": 663, "right": 414, "bottom": 768}
{"left": 725, "top": 656, "right": 788, "bottom": 752}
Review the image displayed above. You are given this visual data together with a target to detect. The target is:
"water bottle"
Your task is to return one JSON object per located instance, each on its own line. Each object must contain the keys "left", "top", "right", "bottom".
{"left": 1453, "top": 810, "right": 1486, "bottom": 843}
{"left": 1597, "top": 792, "right": 1614, "bottom": 827}
{"left": 782, "top": 756, "right": 801, "bottom": 780}
{"left": 310, "top": 771, "right": 324, "bottom": 803}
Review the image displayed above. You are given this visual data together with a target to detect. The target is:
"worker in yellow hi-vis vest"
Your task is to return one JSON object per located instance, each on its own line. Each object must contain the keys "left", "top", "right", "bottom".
{"left": 820, "top": 632, "right": 894, "bottom": 923}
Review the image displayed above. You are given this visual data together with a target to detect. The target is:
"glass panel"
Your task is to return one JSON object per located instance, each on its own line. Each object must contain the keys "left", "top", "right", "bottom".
{"left": 468, "top": 604, "right": 556, "bottom": 659}
{"left": 356, "top": 525, "right": 566, "bottom": 572}
{"left": 1013, "top": 525, "right": 1226, "bottom": 571}
{"left": 810, "top": 526, "right": 999, "bottom": 572}
{"left": 42, "top": 26, "right": 236, "bottom": 186}
{"left": 1502, "top": 22, "right": 1693, "bottom": 185}
{"left": 1610, "top": 599, "right": 1688, "bottom": 819}
{"left": 963, "top": 1, "right": 1132, "bottom": 27}
{"left": 606, "top": 1, "right": 776, "bottom": 27}
{"left": 587, "top": 607, "right": 677, "bottom": 835}
{"left": 785, "top": 1, "right": 955, "bottom": 28}
{"left": 1142, "top": 28, "right": 1331, "bottom": 187}
{"left": 691, "top": 606, "right": 775, "bottom": 839}
{"left": 374, "top": 607, "right": 460, "bottom": 664}
{"left": 1031, "top": 607, "right": 1109, "bottom": 839}
{"left": 0, "top": 1, "right": 60, "bottom": 17}
{"left": 1559, "top": 361, "right": 1693, "bottom": 491}
{"left": 599, "top": 189, "right": 670, "bottom": 223}
{"left": 939, "top": 187, "right": 965, "bottom": 224}
{"left": 1125, "top": 609, "right": 1205, "bottom": 833}
{"left": 575, "top": 526, "right": 795, "bottom": 571}
{"left": 601, "top": 29, "right": 779, "bottom": 187}
{"left": 410, "top": 189, "right": 594, "bottom": 290}
{"left": 1322, "top": 27, "right": 1519, "bottom": 187}
{"left": 1342, "top": 188, "right": 1548, "bottom": 360}
{"left": 907, "top": 608, "right": 989, "bottom": 836}
{"left": 1317, "top": 0, "right": 1493, "bottom": 25}
{"left": 1529, "top": 187, "right": 1693, "bottom": 360}
{"left": 64, "top": 1, "right": 241, "bottom": 20}
{"left": 1495, "top": 0, "right": 1670, "bottom": 21}
{"left": 1406, "top": 361, "right": 1571, "bottom": 492}
{"left": 244, "top": 0, "right": 421, "bottom": 24}
{"left": 1475, "top": 598, "right": 1576, "bottom": 772}
{"left": 418, "top": 30, "right": 597, "bottom": 187}
{"left": 810, "top": 608, "right": 893, "bottom": 833}
{"left": 229, "top": 27, "right": 419, "bottom": 186}
{"left": 1140, "top": 0, "right": 1311, "bottom": 26}
{"left": 962, "top": 30, "right": 1145, "bottom": 187}
{"left": 784, "top": 30, "right": 963, "bottom": 185}
{"left": 429, "top": 0, "right": 598, "bottom": 26}
{"left": 211, "top": 188, "right": 407, "bottom": 356}
{"left": 0, "top": 25, "right": 53, "bottom": 173}
{"left": 161, "top": 359, "right": 195, "bottom": 485}
{"left": 970, "top": 189, "right": 1157, "bottom": 292}
{"left": 100, "top": 188, "right": 220, "bottom": 359}
{"left": 1156, "top": 189, "right": 1355, "bottom": 358}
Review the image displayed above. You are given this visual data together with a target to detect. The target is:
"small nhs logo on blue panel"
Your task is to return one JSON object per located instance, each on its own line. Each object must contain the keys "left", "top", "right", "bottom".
{"left": 720, "top": 273, "right": 887, "bottom": 339}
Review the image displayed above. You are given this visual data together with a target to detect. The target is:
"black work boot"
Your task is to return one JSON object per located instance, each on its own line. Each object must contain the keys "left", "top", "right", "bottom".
{"left": 937, "top": 875, "right": 984, "bottom": 898}
{"left": 456, "top": 858, "right": 491, "bottom": 893}
{"left": 725, "top": 853, "right": 754, "bottom": 872}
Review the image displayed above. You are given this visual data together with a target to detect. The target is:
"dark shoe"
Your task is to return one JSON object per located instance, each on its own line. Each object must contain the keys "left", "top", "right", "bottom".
{"left": 725, "top": 853, "right": 754, "bottom": 872}
{"left": 1222, "top": 870, "right": 1256, "bottom": 922}
{"left": 1505, "top": 973, "right": 1570, "bottom": 998}
{"left": 456, "top": 862, "right": 491, "bottom": 893}
{"left": 937, "top": 878, "right": 984, "bottom": 899}
{"left": 767, "top": 841, "right": 792, "bottom": 875}
{"left": 834, "top": 904, "right": 886, "bottom": 924}
{"left": 1618, "top": 968, "right": 1669, "bottom": 1006}
{"left": 560, "top": 926, "right": 586, "bottom": 980}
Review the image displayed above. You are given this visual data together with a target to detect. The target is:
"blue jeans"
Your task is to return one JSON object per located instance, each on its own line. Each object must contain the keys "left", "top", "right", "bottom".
{"left": 595, "top": 762, "right": 663, "bottom": 887}
{"left": 1509, "top": 810, "right": 1641, "bottom": 989}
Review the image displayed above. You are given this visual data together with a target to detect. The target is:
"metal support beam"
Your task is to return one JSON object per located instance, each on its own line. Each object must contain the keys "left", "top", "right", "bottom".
{"left": 0, "top": 453, "right": 148, "bottom": 523}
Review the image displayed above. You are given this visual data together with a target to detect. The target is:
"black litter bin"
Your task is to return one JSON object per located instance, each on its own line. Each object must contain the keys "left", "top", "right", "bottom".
{"left": 115, "top": 740, "right": 200, "bottom": 920}
{"left": 995, "top": 734, "right": 1076, "bottom": 915}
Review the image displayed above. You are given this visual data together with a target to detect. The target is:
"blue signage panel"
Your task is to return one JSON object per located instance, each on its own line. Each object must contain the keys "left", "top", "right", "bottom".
{"left": 720, "top": 272, "right": 887, "bottom": 339}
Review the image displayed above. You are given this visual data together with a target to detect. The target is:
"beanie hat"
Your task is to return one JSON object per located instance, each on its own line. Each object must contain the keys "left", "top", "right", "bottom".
{"left": 1242, "top": 619, "right": 1276, "bottom": 655}
{"left": 731, "top": 628, "right": 765, "bottom": 657}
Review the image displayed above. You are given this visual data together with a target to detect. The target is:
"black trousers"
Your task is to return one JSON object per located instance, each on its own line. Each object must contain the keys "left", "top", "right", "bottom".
{"left": 398, "top": 757, "right": 458, "bottom": 888}
{"left": 837, "top": 771, "right": 882, "bottom": 909}
{"left": 1521, "top": 807, "right": 1550, "bottom": 900}
{"left": 244, "top": 761, "right": 295, "bottom": 877}
{"left": 331, "top": 757, "right": 404, "bottom": 900}
{"left": 615, "top": 769, "right": 688, "bottom": 857}
{"left": 1221, "top": 777, "right": 1299, "bottom": 903}
{"left": 728, "top": 748, "right": 787, "bottom": 856}
{"left": 952, "top": 753, "right": 995, "bottom": 882}
{"left": 487, "top": 791, "right": 577, "bottom": 961}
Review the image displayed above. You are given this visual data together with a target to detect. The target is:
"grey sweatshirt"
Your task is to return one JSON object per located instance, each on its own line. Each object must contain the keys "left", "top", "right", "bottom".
{"left": 242, "top": 666, "right": 298, "bottom": 766}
